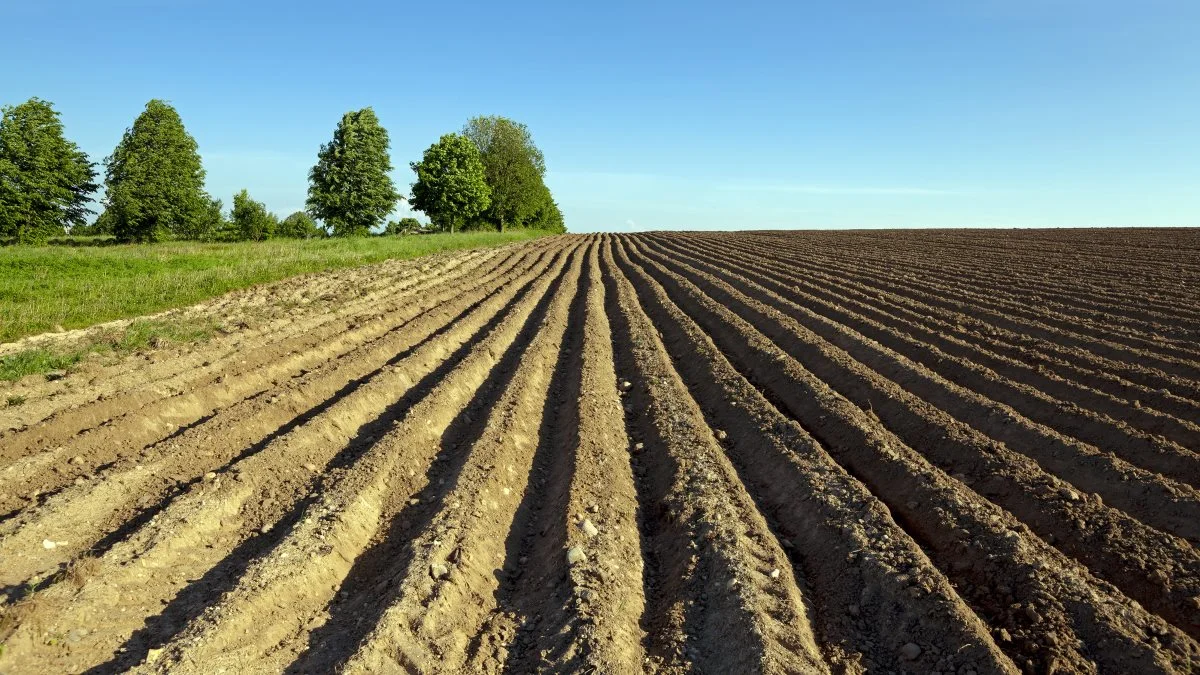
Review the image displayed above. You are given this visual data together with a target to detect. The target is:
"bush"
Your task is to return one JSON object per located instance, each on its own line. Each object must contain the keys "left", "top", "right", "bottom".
{"left": 383, "top": 217, "right": 423, "bottom": 235}
{"left": 231, "top": 189, "right": 277, "bottom": 241}
{"left": 278, "top": 211, "right": 325, "bottom": 239}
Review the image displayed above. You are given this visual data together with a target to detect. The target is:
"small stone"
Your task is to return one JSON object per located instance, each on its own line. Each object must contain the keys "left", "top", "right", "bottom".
{"left": 146, "top": 647, "right": 164, "bottom": 662}
{"left": 204, "top": 472, "right": 217, "bottom": 481}
{"left": 588, "top": 504, "right": 599, "bottom": 513}
{"left": 304, "top": 463, "right": 318, "bottom": 473}
{"left": 566, "top": 546, "right": 587, "bottom": 565}
{"left": 69, "top": 456, "right": 84, "bottom": 465}
{"left": 1060, "top": 487, "right": 1080, "bottom": 502}
{"left": 1024, "top": 605, "right": 1042, "bottom": 623}
{"left": 769, "top": 568, "right": 781, "bottom": 580}
{"left": 620, "top": 380, "right": 632, "bottom": 390}
{"left": 260, "top": 524, "right": 272, "bottom": 534}
{"left": 408, "top": 498, "right": 420, "bottom": 506}
{"left": 430, "top": 562, "right": 450, "bottom": 579}
{"left": 715, "top": 429, "right": 728, "bottom": 441}
{"left": 581, "top": 519, "right": 600, "bottom": 538}
{"left": 46, "top": 370, "right": 68, "bottom": 381}
{"left": 998, "top": 628, "right": 1012, "bottom": 642}
{"left": 900, "top": 642, "right": 922, "bottom": 660}
{"left": 633, "top": 442, "right": 644, "bottom": 452}
{"left": 42, "top": 539, "right": 57, "bottom": 550}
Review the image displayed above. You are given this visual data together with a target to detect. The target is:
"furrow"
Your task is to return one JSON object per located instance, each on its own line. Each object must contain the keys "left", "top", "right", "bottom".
{"left": 627, "top": 238, "right": 1200, "bottom": 640}
{"left": 467, "top": 241, "right": 647, "bottom": 673}
{"left": 609, "top": 239, "right": 1016, "bottom": 674}
{"left": 0, "top": 245, "right": 501, "bottom": 434}
{"left": 601, "top": 238, "right": 828, "bottom": 674}
{"left": 326, "top": 243, "right": 586, "bottom": 674}
{"left": 646, "top": 235, "right": 1200, "bottom": 526}
{"left": 697, "top": 232, "right": 1200, "bottom": 412}
{"left": 0, "top": 245, "right": 526, "bottom": 512}
{"left": 0, "top": 244, "right": 555, "bottom": 587}
{"left": 616, "top": 235, "right": 1199, "bottom": 674}
{"left": 0, "top": 242, "right": 573, "bottom": 675}
{"left": 744, "top": 232, "right": 1200, "bottom": 332}
{"left": 726, "top": 235, "right": 1200, "bottom": 383}
{"left": 656, "top": 233, "right": 1200, "bottom": 448}
{"left": 696, "top": 233, "right": 1200, "bottom": 404}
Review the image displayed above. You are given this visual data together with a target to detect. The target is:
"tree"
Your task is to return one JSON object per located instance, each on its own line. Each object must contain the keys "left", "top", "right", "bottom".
{"left": 383, "top": 216, "right": 423, "bottom": 235}
{"left": 103, "top": 100, "right": 211, "bottom": 243}
{"left": 231, "top": 189, "right": 277, "bottom": 241}
{"left": 527, "top": 184, "right": 566, "bottom": 233}
{"left": 409, "top": 134, "right": 490, "bottom": 234}
{"left": 174, "top": 194, "right": 225, "bottom": 241}
{"left": 462, "top": 116, "right": 547, "bottom": 232}
{"left": 307, "top": 108, "right": 399, "bottom": 237}
{"left": 277, "top": 211, "right": 325, "bottom": 239}
{"left": 0, "top": 98, "right": 98, "bottom": 244}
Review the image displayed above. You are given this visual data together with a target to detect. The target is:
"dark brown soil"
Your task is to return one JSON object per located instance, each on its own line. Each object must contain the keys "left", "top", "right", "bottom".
{"left": 0, "top": 229, "right": 1196, "bottom": 674}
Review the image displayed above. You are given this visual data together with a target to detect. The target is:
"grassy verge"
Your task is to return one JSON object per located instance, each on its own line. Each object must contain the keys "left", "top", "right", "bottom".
{"left": 0, "top": 230, "right": 549, "bottom": 383}
{"left": 0, "top": 230, "right": 547, "bottom": 344}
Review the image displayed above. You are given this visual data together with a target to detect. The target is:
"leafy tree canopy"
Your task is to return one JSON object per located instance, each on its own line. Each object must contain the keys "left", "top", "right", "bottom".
{"left": 0, "top": 98, "right": 98, "bottom": 244}
{"left": 231, "top": 189, "right": 277, "bottom": 241}
{"left": 462, "top": 116, "right": 546, "bottom": 232}
{"left": 307, "top": 108, "right": 400, "bottom": 237}
{"left": 103, "top": 99, "right": 212, "bottom": 243}
{"left": 277, "top": 211, "right": 325, "bottom": 239}
{"left": 409, "top": 134, "right": 491, "bottom": 234}
{"left": 527, "top": 184, "right": 566, "bottom": 233}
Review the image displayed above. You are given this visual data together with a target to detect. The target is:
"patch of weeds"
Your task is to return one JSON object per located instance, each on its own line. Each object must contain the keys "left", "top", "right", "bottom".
{"left": 109, "top": 317, "right": 219, "bottom": 353}
{"left": 0, "top": 316, "right": 220, "bottom": 383}
{"left": 5, "top": 395, "right": 26, "bottom": 407}
{"left": 0, "top": 349, "right": 84, "bottom": 382}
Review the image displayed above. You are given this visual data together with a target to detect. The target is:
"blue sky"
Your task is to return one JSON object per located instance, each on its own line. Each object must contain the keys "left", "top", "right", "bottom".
{"left": 4, "top": 0, "right": 1199, "bottom": 232}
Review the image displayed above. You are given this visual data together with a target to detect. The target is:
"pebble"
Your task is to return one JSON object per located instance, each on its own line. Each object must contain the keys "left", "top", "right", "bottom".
{"left": 304, "top": 463, "right": 318, "bottom": 473}
{"left": 633, "top": 442, "right": 644, "bottom": 452}
{"left": 430, "top": 562, "right": 450, "bottom": 579}
{"left": 408, "top": 498, "right": 420, "bottom": 506}
{"left": 42, "top": 539, "right": 57, "bottom": 550}
{"left": 715, "top": 429, "right": 727, "bottom": 440}
{"left": 581, "top": 519, "right": 600, "bottom": 538}
{"left": 566, "top": 546, "right": 587, "bottom": 565}
{"left": 261, "top": 524, "right": 272, "bottom": 534}
{"left": 69, "top": 456, "right": 84, "bottom": 465}
{"left": 620, "top": 380, "right": 632, "bottom": 390}
{"left": 900, "top": 642, "right": 922, "bottom": 660}
{"left": 1024, "top": 605, "right": 1042, "bottom": 623}
{"left": 204, "top": 472, "right": 217, "bottom": 481}
{"left": 769, "top": 568, "right": 780, "bottom": 580}
{"left": 588, "top": 504, "right": 599, "bottom": 513}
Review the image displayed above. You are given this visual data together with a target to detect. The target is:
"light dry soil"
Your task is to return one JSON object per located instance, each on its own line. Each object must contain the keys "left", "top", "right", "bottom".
{"left": 1, "top": 229, "right": 1198, "bottom": 674}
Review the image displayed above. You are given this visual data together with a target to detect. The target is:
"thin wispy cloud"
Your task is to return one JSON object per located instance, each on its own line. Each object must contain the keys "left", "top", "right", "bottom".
{"left": 719, "top": 184, "right": 962, "bottom": 196}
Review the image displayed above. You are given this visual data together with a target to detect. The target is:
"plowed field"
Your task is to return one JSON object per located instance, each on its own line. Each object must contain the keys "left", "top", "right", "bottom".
{"left": 1, "top": 229, "right": 1198, "bottom": 674}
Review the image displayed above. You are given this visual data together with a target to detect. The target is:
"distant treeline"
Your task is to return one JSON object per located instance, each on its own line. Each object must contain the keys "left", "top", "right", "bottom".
{"left": 0, "top": 98, "right": 565, "bottom": 245}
